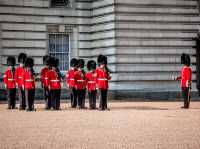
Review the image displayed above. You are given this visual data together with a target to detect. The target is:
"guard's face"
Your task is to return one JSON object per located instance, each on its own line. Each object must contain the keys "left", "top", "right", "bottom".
{"left": 100, "top": 64, "right": 105, "bottom": 68}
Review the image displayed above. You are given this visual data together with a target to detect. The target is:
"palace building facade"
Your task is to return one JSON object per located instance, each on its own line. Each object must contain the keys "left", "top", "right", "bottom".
{"left": 0, "top": 0, "right": 200, "bottom": 99}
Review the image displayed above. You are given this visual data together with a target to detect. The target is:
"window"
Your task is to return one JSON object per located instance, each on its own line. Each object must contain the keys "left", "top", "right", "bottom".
{"left": 49, "top": 34, "right": 70, "bottom": 71}
{"left": 51, "top": 0, "right": 71, "bottom": 7}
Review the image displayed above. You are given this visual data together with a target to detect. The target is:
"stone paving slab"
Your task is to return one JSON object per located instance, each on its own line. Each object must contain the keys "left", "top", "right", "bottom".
{"left": 0, "top": 101, "right": 200, "bottom": 149}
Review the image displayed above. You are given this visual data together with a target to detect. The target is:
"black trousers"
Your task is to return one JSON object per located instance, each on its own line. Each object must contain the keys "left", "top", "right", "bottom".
{"left": 182, "top": 87, "right": 190, "bottom": 108}
{"left": 50, "top": 89, "right": 61, "bottom": 110}
{"left": 77, "top": 89, "right": 85, "bottom": 108}
{"left": 18, "top": 87, "right": 26, "bottom": 109}
{"left": 99, "top": 89, "right": 108, "bottom": 110}
{"left": 88, "top": 90, "right": 97, "bottom": 109}
{"left": 25, "top": 89, "right": 35, "bottom": 111}
{"left": 7, "top": 88, "right": 16, "bottom": 109}
{"left": 70, "top": 88, "right": 77, "bottom": 108}
{"left": 82, "top": 89, "right": 86, "bottom": 108}
{"left": 43, "top": 87, "right": 50, "bottom": 109}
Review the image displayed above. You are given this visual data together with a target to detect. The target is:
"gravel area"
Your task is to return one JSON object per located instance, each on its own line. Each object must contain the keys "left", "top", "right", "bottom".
{"left": 0, "top": 101, "right": 200, "bottom": 149}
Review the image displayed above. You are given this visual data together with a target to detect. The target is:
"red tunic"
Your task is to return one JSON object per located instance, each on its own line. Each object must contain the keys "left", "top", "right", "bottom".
{"left": 178, "top": 66, "right": 192, "bottom": 87}
{"left": 95, "top": 67, "right": 111, "bottom": 89}
{"left": 24, "top": 69, "right": 35, "bottom": 89}
{"left": 3, "top": 68, "right": 16, "bottom": 89}
{"left": 85, "top": 71, "right": 97, "bottom": 91}
{"left": 48, "top": 69, "right": 61, "bottom": 90}
{"left": 74, "top": 69, "right": 86, "bottom": 90}
{"left": 15, "top": 66, "right": 25, "bottom": 88}
{"left": 40, "top": 67, "right": 49, "bottom": 88}
{"left": 66, "top": 68, "right": 76, "bottom": 88}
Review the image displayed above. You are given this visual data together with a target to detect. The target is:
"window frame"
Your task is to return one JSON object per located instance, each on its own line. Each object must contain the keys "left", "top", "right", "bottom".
{"left": 48, "top": 33, "right": 71, "bottom": 72}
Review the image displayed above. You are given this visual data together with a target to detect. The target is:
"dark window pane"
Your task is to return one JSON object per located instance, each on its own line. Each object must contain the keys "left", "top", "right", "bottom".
{"left": 51, "top": 0, "right": 70, "bottom": 7}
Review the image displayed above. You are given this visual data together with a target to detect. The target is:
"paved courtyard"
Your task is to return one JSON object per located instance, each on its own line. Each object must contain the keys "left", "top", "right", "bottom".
{"left": 0, "top": 101, "right": 200, "bottom": 149}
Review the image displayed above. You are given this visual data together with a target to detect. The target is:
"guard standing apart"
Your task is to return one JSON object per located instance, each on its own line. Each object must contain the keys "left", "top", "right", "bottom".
{"left": 176, "top": 53, "right": 192, "bottom": 109}
{"left": 48, "top": 57, "right": 61, "bottom": 110}
{"left": 95, "top": 55, "right": 111, "bottom": 110}
{"left": 66, "top": 58, "right": 78, "bottom": 108}
{"left": 85, "top": 60, "right": 97, "bottom": 109}
{"left": 24, "top": 57, "right": 36, "bottom": 111}
{"left": 4, "top": 56, "right": 16, "bottom": 109}
{"left": 40, "top": 55, "right": 51, "bottom": 109}
{"left": 15, "top": 53, "right": 27, "bottom": 110}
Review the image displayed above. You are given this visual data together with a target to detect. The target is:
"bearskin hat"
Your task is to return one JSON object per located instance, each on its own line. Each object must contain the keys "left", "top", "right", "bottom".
{"left": 87, "top": 60, "right": 96, "bottom": 71}
{"left": 48, "top": 56, "right": 55, "bottom": 67}
{"left": 70, "top": 58, "right": 78, "bottom": 67}
{"left": 25, "top": 57, "right": 34, "bottom": 68}
{"left": 7, "top": 56, "right": 16, "bottom": 66}
{"left": 78, "top": 59, "right": 85, "bottom": 68}
{"left": 18, "top": 53, "right": 27, "bottom": 64}
{"left": 181, "top": 53, "right": 191, "bottom": 66}
{"left": 97, "top": 54, "right": 107, "bottom": 65}
{"left": 43, "top": 55, "right": 51, "bottom": 65}
{"left": 53, "top": 57, "right": 59, "bottom": 68}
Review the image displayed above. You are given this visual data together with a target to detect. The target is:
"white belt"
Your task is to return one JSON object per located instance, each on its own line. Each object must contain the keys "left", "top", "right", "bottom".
{"left": 77, "top": 80, "right": 84, "bottom": 82}
{"left": 26, "top": 79, "right": 34, "bottom": 82}
{"left": 8, "top": 79, "right": 15, "bottom": 81}
{"left": 88, "top": 81, "right": 95, "bottom": 83}
{"left": 98, "top": 78, "right": 108, "bottom": 81}
{"left": 18, "top": 77, "right": 22, "bottom": 79}
{"left": 70, "top": 79, "right": 74, "bottom": 80}
{"left": 44, "top": 78, "right": 48, "bottom": 80}
{"left": 50, "top": 80, "right": 60, "bottom": 82}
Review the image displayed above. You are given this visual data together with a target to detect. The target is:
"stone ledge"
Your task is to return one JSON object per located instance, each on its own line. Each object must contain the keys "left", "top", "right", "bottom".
{"left": 0, "top": 89, "right": 199, "bottom": 101}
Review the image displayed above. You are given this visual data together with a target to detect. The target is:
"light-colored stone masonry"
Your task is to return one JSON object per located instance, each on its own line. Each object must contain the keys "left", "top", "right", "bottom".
{"left": 0, "top": 0, "right": 199, "bottom": 97}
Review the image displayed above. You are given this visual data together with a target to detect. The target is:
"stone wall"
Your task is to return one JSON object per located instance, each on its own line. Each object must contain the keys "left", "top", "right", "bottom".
{"left": 0, "top": 0, "right": 200, "bottom": 99}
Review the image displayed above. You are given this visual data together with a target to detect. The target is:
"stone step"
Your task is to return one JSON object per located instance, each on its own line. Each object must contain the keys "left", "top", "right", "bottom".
{"left": 0, "top": 14, "right": 90, "bottom": 25}
{"left": 116, "top": 15, "right": 200, "bottom": 23}
{"left": 92, "top": 0, "right": 114, "bottom": 8}
{"left": 1, "top": 23, "right": 46, "bottom": 31}
{"left": 96, "top": 23, "right": 199, "bottom": 32}
{"left": 109, "top": 64, "right": 196, "bottom": 72}
{"left": 116, "top": 39, "right": 195, "bottom": 47}
{"left": 0, "top": 0, "right": 49, "bottom": 8}
{"left": 108, "top": 55, "right": 196, "bottom": 64}
{"left": 109, "top": 81, "right": 197, "bottom": 91}
{"left": 2, "top": 39, "right": 47, "bottom": 48}
{"left": 1, "top": 48, "right": 47, "bottom": 56}
{"left": 116, "top": 31, "right": 197, "bottom": 39}
{"left": 111, "top": 73, "right": 196, "bottom": 81}
{"left": 0, "top": 6, "right": 91, "bottom": 17}
{"left": 115, "top": 0, "right": 197, "bottom": 7}
{"left": 115, "top": 47, "right": 196, "bottom": 55}
{"left": 93, "top": 5, "right": 114, "bottom": 16}
{"left": 1, "top": 31, "right": 47, "bottom": 40}
{"left": 116, "top": 6, "right": 198, "bottom": 15}
{"left": 92, "top": 30, "right": 115, "bottom": 40}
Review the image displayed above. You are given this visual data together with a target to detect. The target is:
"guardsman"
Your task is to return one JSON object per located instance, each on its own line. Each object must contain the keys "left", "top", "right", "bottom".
{"left": 48, "top": 57, "right": 61, "bottom": 110}
{"left": 15, "top": 53, "right": 27, "bottom": 110}
{"left": 24, "top": 57, "right": 36, "bottom": 111}
{"left": 40, "top": 55, "right": 51, "bottom": 109}
{"left": 95, "top": 55, "right": 111, "bottom": 110}
{"left": 4, "top": 56, "right": 16, "bottom": 109}
{"left": 66, "top": 58, "right": 78, "bottom": 108}
{"left": 176, "top": 53, "right": 192, "bottom": 109}
{"left": 74, "top": 59, "right": 86, "bottom": 109}
{"left": 85, "top": 60, "right": 97, "bottom": 109}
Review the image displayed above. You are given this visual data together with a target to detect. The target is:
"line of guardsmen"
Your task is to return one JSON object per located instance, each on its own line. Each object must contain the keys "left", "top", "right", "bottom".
{"left": 4, "top": 53, "right": 111, "bottom": 111}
